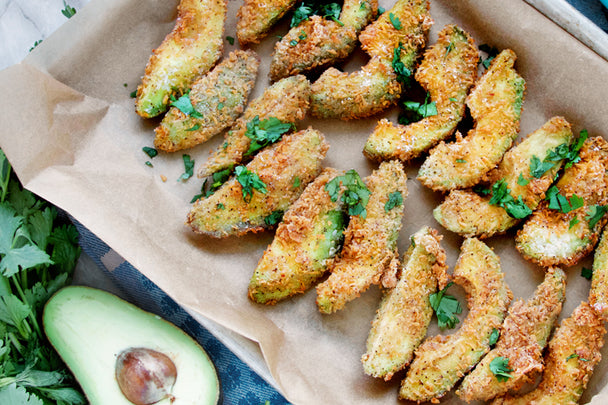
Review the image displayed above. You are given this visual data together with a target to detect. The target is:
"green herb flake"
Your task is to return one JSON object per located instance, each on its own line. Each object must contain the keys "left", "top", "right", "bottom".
{"left": 398, "top": 93, "right": 438, "bottom": 125}
{"left": 429, "top": 282, "right": 462, "bottom": 329}
{"left": 61, "top": 0, "right": 76, "bottom": 18}
{"left": 199, "top": 166, "right": 234, "bottom": 200}
{"left": 186, "top": 124, "right": 201, "bottom": 132}
{"left": 177, "top": 154, "right": 195, "bottom": 182}
{"left": 569, "top": 216, "right": 580, "bottom": 229}
{"left": 291, "top": 4, "right": 314, "bottom": 27}
{"left": 479, "top": 44, "right": 499, "bottom": 69}
{"left": 226, "top": 36, "right": 235, "bottom": 45}
{"left": 517, "top": 173, "right": 530, "bottom": 186}
{"left": 264, "top": 210, "right": 284, "bottom": 226}
{"left": 142, "top": 146, "right": 158, "bottom": 159}
{"left": 566, "top": 353, "right": 590, "bottom": 362}
{"left": 325, "top": 170, "right": 371, "bottom": 218}
{"left": 290, "top": 2, "right": 342, "bottom": 27}
{"left": 529, "top": 155, "right": 555, "bottom": 179}
{"left": 449, "top": 97, "right": 458, "bottom": 102}
{"left": 581, "top": 266, "right": 593, "bottom": 280}
{"left": 216, "top": 203, "right": 225, "bottom": 210}
{"left": 384, "top": 191, "right": 403, "bottom": 212}
{"left": 145, "top": 161, "right": 153, "bottom": 167}
{"left": 244, "top": 116, "right": 294, "bottom": 156}
{"left": 170, "top": 92, "right": 202, "bottom": 119}
{"left": 488, "top": 179, "right": 532, "bottom": 219}
{"left": 289, "top": 39, "right": 299, "bottom": 46}
{"left": 392, "top": 43, "right": 412, "bottom": 86}
{"left": 456, "top": 159, "right": 467, "bottom": 164}
{"left": 292, "top": 176, "right": 301, "bottom": 189}
{"left": 29, "top": 39, "right": 43, "bottom": 52}
{"left": 489, "top": 328, "right": 500, "bottom": 346}
{"left": 586, "top": 204, "right": 608, "bottom": 229}
{"left": 235, "top": 166, "right": 267, "bottom": 202}
{"left": 130, "top": 90, "right": 137, "bottom": 98}
{"left": 389, "top": 12, "right": 402, "bottom": 29}
{"left": 489, "top": 357, "right": 513, "bottom": 382}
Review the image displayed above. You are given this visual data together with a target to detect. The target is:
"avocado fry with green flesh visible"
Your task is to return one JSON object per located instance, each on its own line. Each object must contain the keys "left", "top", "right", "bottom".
{"left": 248, "top": 168, "right": 348, "bottom": 305}
{"left": 154, "top": 50, "right": 260, "bottom": 152}
{"left": 135, "top": 0, "right": 226, "bottom": 118}
{"left": 590, "top": 228, "right": 608, "bottom": 321}
{"left": 418, "top": 49, "right": 525, "bottom": 191}
{"left": 316, "top": 160, "right": 408, "bottom": 314}
{"left": 491, "top": 302, "right": 606, "bottom": 405}
{"left": 399, "top": 237, "right": 512, "bottom": 403}
{"left": 237, "top": 0, "right": 297, "bottom": 45}
{"left": 457, "top": 267, "right": 566, "bottom": 402}
{"left": 364, "top": 25, "right": 478, "bottom": 162}
{"left": 515, "top": 136, "right": 608, "bottom": 268}
{"left": 198, "top": 75, "right": 311, "bottom": 178}
{"left": 187, "top": 127, "right": 328, "bottom": 238}
{"left": 434, "top": 116, "right": 574, "bottom": 239}
{"left": 310, "top": 0, "right": 432, "bottom": 120}
{"left": 269, "top": 0, "right": 378, "bottom": 81}
{"left": 362, "top": 227, "right": 448, "bottom": 381}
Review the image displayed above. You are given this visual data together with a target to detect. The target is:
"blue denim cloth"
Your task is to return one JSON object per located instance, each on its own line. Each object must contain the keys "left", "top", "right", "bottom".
{"left": 73, "top": 220, "right": 289, "bottom": 405}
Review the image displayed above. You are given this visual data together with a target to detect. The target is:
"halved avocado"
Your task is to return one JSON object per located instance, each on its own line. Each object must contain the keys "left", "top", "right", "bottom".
{"left": 43, "top": 286, "right": 219, "bottom": 405}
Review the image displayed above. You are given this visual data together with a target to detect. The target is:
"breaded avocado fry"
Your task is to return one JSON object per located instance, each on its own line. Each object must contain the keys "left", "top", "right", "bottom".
{"left": 362, "top": 227, "right": 448, "bottom": 381}
{"left": 154, "top": 50, "right": 260, "bottom": 152}
{"left": 418, "top": 49, "right": 525, "bottom": 191}
{"left": 236, "top": 0, "right": 297, "bottom": 45}
{"left": 363, "top": 25, "right": 478, "bottom": 162}
{"left": 457, "top": 267, "right": 566, "bottom": 402}
{"left": 316, "top": 160, "right": 408, "bottom": 313}
{"left": 187, "top": 128, "right": 328, "bottom": 237}
{"left": 492, "top": 302, "right": 606, "bottom": 405}
{"left": 310, "top": 0, "right": 432, "bottom": 120}
{"left": 135, "top": 0, "right": 226, "bottom": 118}
{"left": 434, "top": 117, "right": 574, "bottom": 238}
{"left": 269, "top": 0, "right": 377, "bottom": 81}
{"left": 399, "top": 238, "right": 512, "bottom": 403}
{"left": 248, "top": 168, "right": 347, "bottom": 305}
{"left": 590, "top": 229, "right": 608, "bottom": 321}
{"left": 198, "top": 75, "right": 311, "bottom": 178}
{"left": 516, "top": 136, "right": 608, "bottom": 267}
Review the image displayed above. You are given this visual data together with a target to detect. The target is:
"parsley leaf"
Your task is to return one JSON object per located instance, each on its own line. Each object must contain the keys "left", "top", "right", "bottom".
{"left": 244, "top": 116, "right": 294, "bottom": 156}
{"left": 429, "top": 282, "right": 462, "bottom": 329}
{"left": 581, "top": 267, "right": 593, "bottom": 280}
{"left": 290, "top": 2, "right": 342, "bottom": 27}
{"left": 586, "top": 205, "right": 608, "bottom": 229}
{"left": 384, "top": 191, "right": 403, "bottom": 212}
{"left": 545, "top": 186, "right": 584, "bottom": 213}
{"left": 566, "top": 353, "right": 589, "bottom": 362}
{"left": 517, "top": 173, "right": 530, "bottom": 186}
{"left": 193, "top": 166, "right": 234, "bottom": 202}
{"left": 142, "top": 146, "right": 158, "bottom": 158}
{"left": 170, "top": 92, "right": 202, "bottom": 119}
{"left": 489, "top": 357, "right": 513, "bottom": 382}
{"left": 226, "top": 36, "right": 235, "bottom": 45}
{"left": 389, "top": 12, "right": 402, "bottom": 29}
{"left": 398, "top": 93, "right": 438, "bottom": 125}
{"left": 529, "top": 155, "right": 555, "bottom": 179}
{"left": 61, "top": 1, "right": 76, "bottom": 18}
{"left": 392, "top": 43, "right": 413, "bottom": 86}
{"left": 177, "top": 154, "right": 194, "bottom": 181}
{"left": 235, "top": 166, "right": 267, "bottom": 202}
{"left": 479, "top": 44, "right": 499, "bottom": 69}
{"left": 324, "top": 170, "right": 371, "bottom": 218}
{"left": 488, "top": 179, "right": 532, "bottom": 219}
{"left": 489, "top": 328, "right": 500, "bottom": 346}
{"left": 264, "top": 211, "right": 284, "bottom": 226}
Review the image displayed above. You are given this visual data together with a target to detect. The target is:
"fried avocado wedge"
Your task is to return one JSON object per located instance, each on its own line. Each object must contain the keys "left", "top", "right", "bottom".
{"left": 135, "top": 0, "right": 226, "bottom": 118}
{"left": 154, "top": 50, "right": 260, "bottom": 152}
{"left": 363, "top": 25, "right": 478, "bottom": 162}
{"left": 492, "top": 302, "right": 606, "bottom": 405}
{"left": 362, "top": 227, "right": 448, "bottom": 381}
{"left": 248, "top": 168, "right": 347, "bottom": 304}
{"left": 198, "top": 75, "right": 311, "bottom": 178}
{"left": 418, "top": 49, "right": 526, "bottom": 191}
{"left": 187, "top": 128, "right": 328, "bottom": 237}
{"left": 310, "top": 0, "right": 432, "bottom": 120}
{"left": 590, "top": 229, "right": 608, "bottom": 321}
{"left": 399, "top": 238, "right": 512, "bottom": 403}
{"left": 434, "top": 116, "right": 574, "bottom": 239}
{"left": 515, "top": 135, "right": 608, "bottom": 267}
{"left": 269, "top": 0, "right": 378, "bottom": 81}
{"left": 457, "top": 267, "right": 566, "bottom": 402}
{"left": 236, "top": 0, "right": 297, "bottom": 46}
{"left": 316, "top": 160, "right": 408, "bottom": 314}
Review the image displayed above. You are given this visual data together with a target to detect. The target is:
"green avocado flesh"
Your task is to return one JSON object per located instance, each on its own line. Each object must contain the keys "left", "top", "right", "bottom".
{"left": 43, "top": 286, "right": 220, "bottom": 405}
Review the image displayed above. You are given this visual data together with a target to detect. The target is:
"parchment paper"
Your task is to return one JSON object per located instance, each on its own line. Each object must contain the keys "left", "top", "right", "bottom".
{"left": 1, "top": 0, "right": 608, "bottom": 403}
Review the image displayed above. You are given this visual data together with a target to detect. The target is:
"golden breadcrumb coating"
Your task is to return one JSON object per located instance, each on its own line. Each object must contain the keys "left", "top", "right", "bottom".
{"left": 310, "top": 0, "right": 432, "bottom": 120}
{"left": 236, "top": 0, "right": 297, "bottom": 45}
{"left": 457, "top": 267, "right": 566, "bottom": 402}
{"left": 187, "top": 128, "right": 328, "bottom": 237}
{"left": 248, "top": 168, "right": 347, "bottom": 304}
{"left": 316, "top": 160, "right": 408, "bottom": 313}
{"left": 399, "top": 238, "right": 512, "bottom": 403}
{"left": 516, "top": 136, "right": 608, "bottom": 267}
{"left": 434, "top": 116, "right": 573, "bottom": 238}
{"left": 198, "top": 75, "right": 311, "bottom": 178}
{"left": 135, "top": 0, "right": 226, "bottom": 118}
{"left": 418, "top": 49, "right": 525, "bottom": 191}
{"left": 362, "top": 227, "right": 448, "bottom": 381}
{"left": 269, "top": 0, "right": 377, "bottom": 81}
{"left": 154, "top": 50, "right": 259, "bottom": 152}
{"left": 590, "top": 228, "right": 608, "bottom": 320}
{"left": 364, "top": 25, "right": 478, "bottom": 162}
{"left": 492, "top": 302, "right": 606, "bottom": 405}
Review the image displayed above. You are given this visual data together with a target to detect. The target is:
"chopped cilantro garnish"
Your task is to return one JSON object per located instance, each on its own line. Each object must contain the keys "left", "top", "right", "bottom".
{"left": 197, "top": 166, "right": 234, "bottom": 201}
{"left": 61, "top": 0, "right": 76, "bottom": 18}
{"left": 389, "top": 12, "right": 402, "bottom": 29}
{"left": 488, "top": 179, "right": 532, "bottom": 219}
{"left": 186, "top": 124, "right": 201, "bottom": 132}
{"left": 566, "top": 353, "right": 590, "bottom": 362}
{"left": 569, "top": 216, "right": 580, "bottom": 229}
{"left": 325, "top": 170, "right": 371, "bottom": 218}
{"left": 235, "top": 166, "right": 267, "bottom": 202}
{"left": 130, "top": 89, "right": 137, "bottom": 98}
{"left": 292, "top": 176, "right": 301, "bottom": 189}
{"left": 398, "top": 93, "right": 438, "bottom": 125}
{"left": 216, "top": 203, "right": 225, "bottom": 210}
{"left": 429, "top": 282, "right": 462, "bottom": 329}
{"left": 226, "top": 36, "right": 235, "bottom": 45}
{"left": 290, "top": 2, "right": 342, "bottom": 27}
{"left": 456, "top": 159, "right": 467, "bottom": 164}
{"left": 291, "top": 4, "right": 314, "bottom": 26}
{"left": 545, "top": 186, "right": 584, "bottom": 214}
{"left": 264, "top": 210, "right": 284, "bottom": 226}
{"left": 29, "top": 39, "right": 43, "bottom": 52}
{"left": 142, "top": 146, "right": 158, "bottom": 159}
{"left": 244, "top": 116, "right": 294, "bottom": 156}
{"left": 392, "top": 43, "right": 413, "bottom": 87}
{"left": 289, "top": 39, "right": 299, "bottom": 46}
{"left": 489, "top": 357, "right": 513, "bottom": 382}
{"left": 145, "top": 161, "right": 153, "bottom": 167}
{"left": 581, "top": 266, "right": 593, "bottom": 280}
{"left": 170, "top": 92, "right": 202, "bottom": 119}
{"left": 479, "top": 44, "right": 499, "bottom": 69}
{"left": 489, "top": 328, "right": 500, "bottom": 346}
{"left": 517, "top": 173, "right": 530, "bottom": 186}
{"left": 586, "top": 204, "right": 608, "bottom": 228}
{"left": 177, "top": 154, "right": 194, "bottom": 181}
{"left": 529, "top": 155, "right": 555, "bottom": 179}
{"left": 384, "top": 191, "right": 403, "bottom": 212}
{"left": 378, "top": 6, "right": 385, "bottom": 15}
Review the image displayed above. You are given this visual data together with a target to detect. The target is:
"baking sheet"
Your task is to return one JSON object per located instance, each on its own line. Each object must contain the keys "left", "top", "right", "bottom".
{"left": 1, "top": 0, "right": 608, "bottom": 403}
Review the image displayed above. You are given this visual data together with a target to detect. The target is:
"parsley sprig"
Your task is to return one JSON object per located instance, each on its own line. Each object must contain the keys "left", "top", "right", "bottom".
{"left": 392, "top": 43, "right": 413, "bottom": 86}
{"left": 235, "top": 166, "right": 267, "bottom": 202}
{"left": 545, "top": 186, "right": 584, "bottom": 214}
{"left": 191, "top": 166, "right": 234, "bottom": 203}
{"left": 244, "top": 116, "right": 294, "bottom": 156}
{"left": 0, "top": 149, "right": 85, "bottom": 404}
{"left": 398, "top": 93, "right": 438, "bottom": 125}
{"left": 290, "top": 2, "right": 343, "bottom": 27}
{"left": 487, "top": 179, "right": 532, "bottom": 219}
{"left": 489, "top": 356, "right": 513, "bottom": 382}
{"left": 384, "top": 191, "right": 403, "bottom": 212}
{"left": 429, "top": 282, "right": 462, "bottom": 329}
{"left": 170, "top": 92, "right": 202, "bottom": 119}
{"left": 325, "top": 170, "right": 371, "bottom": 218}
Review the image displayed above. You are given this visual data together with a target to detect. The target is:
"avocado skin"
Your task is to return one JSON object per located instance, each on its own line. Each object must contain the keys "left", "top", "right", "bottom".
{"left": 43, "top": 286, "right": 220, "bottom": 405}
